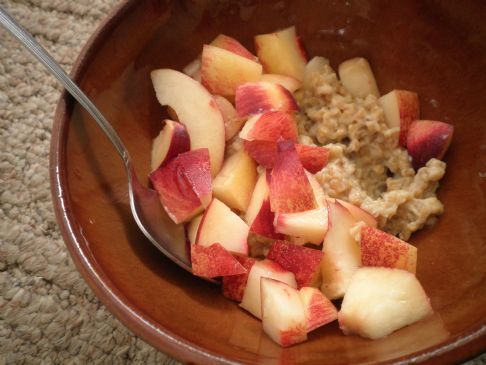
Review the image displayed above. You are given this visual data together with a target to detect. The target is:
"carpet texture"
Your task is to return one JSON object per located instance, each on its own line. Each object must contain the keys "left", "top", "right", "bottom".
{"left": 0, "top": 1, "right": 484, "bottom": 364}
{"left": 0, "top": 0, "right": 180, "bottom": 363}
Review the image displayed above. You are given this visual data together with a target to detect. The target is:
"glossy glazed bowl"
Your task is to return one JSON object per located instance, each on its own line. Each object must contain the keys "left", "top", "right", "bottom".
{"left": 50, "top": 0, "right": 486, "bottom": 363}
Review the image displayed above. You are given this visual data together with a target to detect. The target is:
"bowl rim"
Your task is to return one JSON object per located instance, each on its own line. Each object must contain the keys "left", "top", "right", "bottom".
{"left": 49, "top": 0, "right": 486, "bottom": 363}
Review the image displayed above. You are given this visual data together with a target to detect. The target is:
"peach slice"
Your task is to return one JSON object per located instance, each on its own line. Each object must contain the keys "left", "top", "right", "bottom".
{"left": 245, "top": 172, "right": 281, "bottom": 239}
{"left": 295, "top": 144, "right": 330, "bottom": 174}
{"left": 210, "top": 34, "right": 258, "bottom": 61}
{"left": 360, "top": 226, "right": 417, "bottom": 273}
{"left": 240, "top": 259, "right": 297, "bottom": 319}
{"left": 338, "top": 267, "right": 433, "bottom": 339}
{"left": 212, "top": 150, "right": 258, "bottom": 212}
{"left": 242, "top": 140, "right": 276, "bottom": 168}
{"left": 243, "top": 140, "right": 328, "bottom": 172}
{"left": 274, "top": 207, "right": 328, "bottom": 245}
{"left": 338, "top": 57, "right": 380, "bottom": 98}
{"left": 379, "top": 89, "right": 420, "bottom": 147}
{"left": 187, "top": 214, "right": 203, "bottom": 245}
{"left": 196, "top": 198, "right": 249, "bottom": 255}
{"left": 305, "top": 171, "right": 326, "bottom": 208}
{"left": 261, "top": 278, "right": 307, "bottom": 347}
{"left": 150, "top": 149, "right": 211, "bottom": 224}
{"left": 303, "top": 56, "right": 329, "bottom": 90}
{"left": 320, "top": 201, "right": 361, "bottom": 299}
{"left": 151, "top": 69, "right": 225, "bottom": 176}
{"left": 191, "top": 243, "right": 247, "bottom": 278}
{"left": 254, "top": 26, "right": 307, "bottom": 81}
{"left": 269, "top": 140, "right": 317, "bottom": 213}
{"left": 239, "top": 111, "right": 298, "bottom": 142}
{"left": 150, "top": 120, "right": 190, "bottom": 172}
{"left": 201, "top": 44, "right": 262, "bottom": 96}
{"left": 213, "top": 95, "right": 245, "bottom": 141}
{"left": 261, "top": 73, "right": 302, "bottom": 92}
{"left": 222, "top": 255, "right": 258, "bottom": 302}
{"left": 267, "top": 240, "right": 323, "bottom": 288}
{"left": 406, "top": 120, "right": 454, "bottom": 170}
{"left": 336, "top": 199, "right": 377, "bottom": 228}
{"left": 299, "top": 287, "right": 338, "bottom": 332}
{"left": 235, "top": 81, "right": 299, "bottom": 118}
{"left": 183, "top": 58, "right": 201, "bottom": 81}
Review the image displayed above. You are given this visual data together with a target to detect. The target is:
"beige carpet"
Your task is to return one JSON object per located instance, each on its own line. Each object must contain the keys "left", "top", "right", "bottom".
{"left": 0, "top": 1, "right": 484, "bottom": 364}
{"left": 0, "top": 0, "right": 180, "bottom": 363}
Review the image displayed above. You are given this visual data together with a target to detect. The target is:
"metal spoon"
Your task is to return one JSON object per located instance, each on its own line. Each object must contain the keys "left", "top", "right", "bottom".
{"left": 0, "top": 6, "right": 210, "bottom": 280}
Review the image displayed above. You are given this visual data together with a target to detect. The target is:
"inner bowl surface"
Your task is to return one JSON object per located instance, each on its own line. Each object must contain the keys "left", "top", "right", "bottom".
{"left": 51, "top": 0, "right": 486, "bottom": 364}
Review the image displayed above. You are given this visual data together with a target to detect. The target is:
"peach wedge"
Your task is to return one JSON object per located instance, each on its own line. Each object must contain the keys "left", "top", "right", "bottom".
{"left": 196, "top": 198, "right": 249, "bottom": 255}
{"left": 235, "top": 81, "right": 299, "bottom": 118}
{"left": 338, "top": 267, "right": 433, "bottom": 339}
{"left": 150, "top": 149, "right": 211, "bottom": 224}
{"left": 151, "top": 69, "right": 225, "bottom": 176}
{"left": 360, "top": 226, "right": 417, "bottom": 273}
{"left": 254, "top": 26, "right": 307, "bottom": 81}
{"left": 261, "top": 278, "right": 307, "bottom": 347}
{"left": 201, "top": 44, "right": 262, "bottom": 96}
{"left": 212, "top": 150, "right": 258, "bottom": 212}
{"left": 338, "top": 57, "right": 380, "bottom": 98}
{"left": 407, "top": 120, "right": 454, "bottom": 170}
{"left": 267, "top": 240, "right": 323, "bottom": 288}
{"left": 191, "top": 243, "right": 247, "bottom": 279}
{"left": 240, "top": 259, "right": 297, "bottom": 319}
{"left": 379, "top": 89, "right": 420, "bottom": 147}
{"left": 299, "top": 287, "right": 338, "bottom": 333}
{"left": 150, "top": 119, "right": 190, "bottom": 172}
{"left": 269, "top": 140, "right": 317, "bottom": 213}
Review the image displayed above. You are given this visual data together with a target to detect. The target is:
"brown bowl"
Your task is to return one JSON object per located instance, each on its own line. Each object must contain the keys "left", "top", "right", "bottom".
{"left": 50, "top": 0, "right": 486, "bottom": 363}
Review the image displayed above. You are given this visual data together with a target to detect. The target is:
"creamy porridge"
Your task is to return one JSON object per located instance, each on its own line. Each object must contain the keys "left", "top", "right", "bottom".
{"left": 294, "top": 57, "right": 445, "bottom": 240}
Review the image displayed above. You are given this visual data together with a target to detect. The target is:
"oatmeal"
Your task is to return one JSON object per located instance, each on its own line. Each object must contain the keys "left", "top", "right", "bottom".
{"left": 295, "top": 57, "right": 446, "bottom": 240}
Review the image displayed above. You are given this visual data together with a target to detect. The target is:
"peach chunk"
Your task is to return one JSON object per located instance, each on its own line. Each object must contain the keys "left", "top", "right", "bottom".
{"left": 212, "top": 150, "right": 257, "bottom": 212}
{"left": 274, "top": 208, "right": 328, "bottom": 245}
{"left": 406, "top": 120, "right": 454, "bottom": 170}
{"left": 360, "top": 226, "right": 417, "bottom": 273}
{"left": 191, "top": 243, "right": 247, "bottom": 278}
{"left": 240, "top": 259, "right": 297, "bottom": 319}
{"left": 336, "top": 199, "right": 377, "bottom": 228}
{"left": 151, "top": 69, "right": 225, "bottom": 176}
{"left": 222, "top": 255, "right": 258, "bottom": 302}
{"left": 254, "top": 26, "right": 307, "bottom": 81}
{"left": 196, "top": 198, "right": 249, "bottom": 255}
{"left": 201, "top": 44, "right": 262, "bottom": 96}
{"left": 269, "top": 140, "right": 317, "bottom": 213}
{"left": 320, "top": 201, "right": 361, "bottom": 299}
{"left": 150, "top": 149, "right": 211, "bottom": 224}
{"left": 239, "top": 111, "right": 298, "bottom": 142}
{"left": 338, "top": 267, "right": 433, "bottom": 339}
{"left": 338, "top": 57, "right": 380, "bottom": 98}
{"left": 210, "top": 34, "right": 258, "bottom": 61}
{"left": 235, "top": 81, "right": 299, "bottom": 118}
{"left": 260, "top": 73, "right": 302, "bottom": 92}
{"left": 245, "top": 172, "right": 282, "bottom": 239}
{"left": 261, "top": 278, "right": 307, "bottom": 347}
{"left": 150, "top": 120, "right": 190, "bottom": 172}
{"left": 379, "top": 89, "right": 420, "bottom": 147}
{"left": 299, "top": 287, "right": 338, "bottom": 332}
{"left": 267, "top": 240, "right": 323, "bottom": 288}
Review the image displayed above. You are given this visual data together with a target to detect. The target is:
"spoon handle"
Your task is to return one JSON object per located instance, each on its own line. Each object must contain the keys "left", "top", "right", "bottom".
{"left": 0, "top": 5, "right": 130, "bottom": 166}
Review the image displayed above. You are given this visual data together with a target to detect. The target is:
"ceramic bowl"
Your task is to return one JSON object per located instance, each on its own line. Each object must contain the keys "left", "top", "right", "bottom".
{"left": 50, "top": 0, "right": 486, "bottom": 363}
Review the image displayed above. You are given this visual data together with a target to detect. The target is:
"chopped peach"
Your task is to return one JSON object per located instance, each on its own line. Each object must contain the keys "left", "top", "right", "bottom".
{"left": 254, "top": 26, "right": 307, "bottom": 81}
{"left": 191, "top": 243, "right": 247, "bottom": 278}
{"left": 267, "top": 240, "right": 323, "bottom": 288}
{"left": 201, "top": 44, "right": 262, "bottom": 96}
{"left": 235, "top": 81, "right": 298, "bottom": 118}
